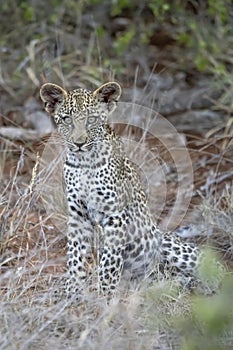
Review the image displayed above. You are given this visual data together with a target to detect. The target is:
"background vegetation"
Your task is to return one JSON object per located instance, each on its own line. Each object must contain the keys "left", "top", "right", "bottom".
{"left": 0, "top": 1, "right": 233, "bottom": 349}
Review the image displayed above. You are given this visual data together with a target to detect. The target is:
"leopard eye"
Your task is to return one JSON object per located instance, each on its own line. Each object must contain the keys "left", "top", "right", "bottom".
{"left": 63, "top": 117, "right": 72, "bottom": 124}
{"left": 88, "top": 115, "right": 98, "bottom": 124}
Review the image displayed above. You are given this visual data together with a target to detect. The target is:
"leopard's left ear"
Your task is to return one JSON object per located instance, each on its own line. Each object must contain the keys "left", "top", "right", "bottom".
{"left": 93, "top": 82, "right": 121, "bottom": 113}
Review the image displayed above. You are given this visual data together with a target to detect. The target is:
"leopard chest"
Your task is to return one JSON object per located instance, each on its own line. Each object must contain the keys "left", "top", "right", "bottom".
{"left": 64, "top": 150, "right": 126, "bottom": 217}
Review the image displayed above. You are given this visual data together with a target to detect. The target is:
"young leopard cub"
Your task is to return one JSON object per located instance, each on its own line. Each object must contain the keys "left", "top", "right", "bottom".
{"left": 40, "top": 82, "right": 202, "bottom": 296}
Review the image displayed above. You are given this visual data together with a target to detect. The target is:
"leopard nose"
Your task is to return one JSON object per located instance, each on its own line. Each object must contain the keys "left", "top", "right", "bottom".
{"left": 74, "top": 141, "right": 86, "bottom": 147}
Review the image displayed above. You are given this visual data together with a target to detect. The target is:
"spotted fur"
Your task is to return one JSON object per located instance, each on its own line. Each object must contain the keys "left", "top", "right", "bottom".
{"left": 40, "top": 82, "right": 206, "bottom": 296}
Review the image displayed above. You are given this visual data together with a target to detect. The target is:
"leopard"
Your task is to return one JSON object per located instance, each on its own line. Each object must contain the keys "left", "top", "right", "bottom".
{"left": 40, "top": 81, "right": 219, "bottom": 297}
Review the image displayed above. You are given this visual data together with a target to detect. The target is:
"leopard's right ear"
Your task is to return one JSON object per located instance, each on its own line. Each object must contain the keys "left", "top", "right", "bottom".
{"left": 40, "top": 83, "right": 67, "bottom": 115}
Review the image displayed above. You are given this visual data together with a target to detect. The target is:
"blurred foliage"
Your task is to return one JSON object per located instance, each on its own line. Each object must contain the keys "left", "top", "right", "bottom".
{"left": 143, "top": 252, "right": 233, "bottom": 350}
{"left": 0, "top": 0, "right": 232, "bottom": 108}
{"left": 179, "top": 276, "right": 233, "bottom": 350}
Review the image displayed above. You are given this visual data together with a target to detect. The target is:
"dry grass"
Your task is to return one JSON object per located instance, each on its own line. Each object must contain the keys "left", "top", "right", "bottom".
{"left": 1, "top": 119, "right": 233, "bottom": 349}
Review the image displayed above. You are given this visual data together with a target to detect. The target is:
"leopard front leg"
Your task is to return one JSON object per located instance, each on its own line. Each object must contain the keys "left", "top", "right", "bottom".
{"left": 99, "top": 246, "right": 124, "bottom": 295}
{"left": 98, "top": 214, "right": 126, "bottom": 296}
{"left": 65, "top": 199, "right": 95, "bottom": 297}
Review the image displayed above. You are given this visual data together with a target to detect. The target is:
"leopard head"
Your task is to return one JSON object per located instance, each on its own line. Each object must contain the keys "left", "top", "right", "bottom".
{"left": 40, "top": 82, "right": 121, "bottom": 152}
